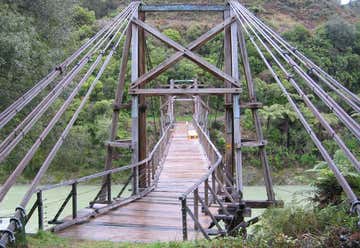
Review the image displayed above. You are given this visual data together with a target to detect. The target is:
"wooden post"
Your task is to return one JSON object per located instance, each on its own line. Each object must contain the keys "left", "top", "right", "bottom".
{"left": 131, "top": 9, "right": 140, "bottom": 195}
{"left": 102, "top": 26, "right": 132, "bottom": 200}
{"left": 194, "top": 189, "right": 199, "bottom": 231}
{"left": 131, "top": 96, "right": 139, "bottom": 195}
{"left": 230, "top": 14, "right": 242, "bottom": 192}
{"left": 181, "top": 198, "right": 188, "bottom": 240}
{"left": 237, "top": 26, "right": 275, "bottom": 200}
{"left": 37, "top": 191, "right": 44, "bottom": 231}
{"left": 138, "top": 10, "right": 147, "bottom": 189}
{"left": 224, "top": 8, "right": 234, "bottom": 187}
{"left": 194, "top": 79, "right": 200, "bottom": 123}
{"left": 72, "top": 183, "right": 77, "bottom": 219}
{"left": 204, "top": 178, "right": 209, "bottom": 207}
{"left": 107, "top": 175, "right": 112, "bottom": 203}
{"left": 169, "top": 80, "right": 175, "bottom": 124}
{"left": 233, "top": 95, "right": 242, "bottom": 191}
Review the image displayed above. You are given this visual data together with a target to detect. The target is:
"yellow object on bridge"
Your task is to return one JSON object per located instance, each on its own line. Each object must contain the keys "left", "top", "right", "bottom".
{"left": 187, "top": 130, "right": 198, "bottom": 139}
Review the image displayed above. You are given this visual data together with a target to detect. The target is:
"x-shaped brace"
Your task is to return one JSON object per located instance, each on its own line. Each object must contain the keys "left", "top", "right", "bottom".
{"left": 130, "top": 16, "right": 240, "bottom": 89}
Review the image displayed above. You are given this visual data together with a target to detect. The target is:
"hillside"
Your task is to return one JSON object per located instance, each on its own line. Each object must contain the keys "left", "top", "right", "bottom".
{"left": 137, "top": 0, "right": 360, "bottom": 31}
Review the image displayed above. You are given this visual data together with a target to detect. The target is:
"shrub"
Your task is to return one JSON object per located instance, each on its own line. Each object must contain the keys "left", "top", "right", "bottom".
{"left": 307, "top": 150, "right": 360, "bottom": 207}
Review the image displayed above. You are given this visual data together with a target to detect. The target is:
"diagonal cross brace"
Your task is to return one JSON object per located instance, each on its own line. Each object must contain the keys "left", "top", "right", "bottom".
{"left": 130, "top": 16, "right": 240, "bottom": 89}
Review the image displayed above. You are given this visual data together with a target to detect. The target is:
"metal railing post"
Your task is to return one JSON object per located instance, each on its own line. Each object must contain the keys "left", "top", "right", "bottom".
{"left": 147, "top": 161, "right": 151, "bottom": 187}
{"left": 212, "top": 171, "right": 216, "bottom": 195}
{"left": 107, "top": 174, "right": 112, "bottom": 203}
{"left": 204, "top": 179, "right": 209, "bottom": 207}
{"left": 152, "top": 159, "right": 155, "bottom": 180}
{"left": 181, "top": 197, "right": 188, "bottom": 240}
{"left": 72, "top": 183, "right": 77, "bottom": 219}
{"left": 194, "top": 189, "right": 199, "bottom": 231}
{"left": 37, "top": 191, "right": 44, "bottom": 230}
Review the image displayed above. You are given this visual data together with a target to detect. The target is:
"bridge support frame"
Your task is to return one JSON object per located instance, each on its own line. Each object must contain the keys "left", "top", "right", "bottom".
{"left": 237, "top": 25, "right": 275, "bottom": 201}
{"left": 103, "top": 1, "right": 275, "bottom": 218}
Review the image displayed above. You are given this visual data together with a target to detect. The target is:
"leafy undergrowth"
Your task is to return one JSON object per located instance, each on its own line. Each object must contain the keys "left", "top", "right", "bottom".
{"left": 248, "top": 202, "right": 360, "bottom": 248}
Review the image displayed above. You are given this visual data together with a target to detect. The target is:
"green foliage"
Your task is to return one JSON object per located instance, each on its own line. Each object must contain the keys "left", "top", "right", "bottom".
{"left": 73, "top": 5, "right": 96, "bottom": 27}
{"left": 324, "top": 17, "right": 357, "bottom": 51}
{"left": 163, "top": 28, "right": 182, "bottom": 43}
{"left": 283, "top": 24, "right": 311, "bottom": 42}
{"left": 307, "top": 150, "right": 360, "bottom": 206}
{"left": 249, "top": 202, "right": 358, "bottom": 247}
{"left": 80, "top": 0, "right": 119, "bottom": 18}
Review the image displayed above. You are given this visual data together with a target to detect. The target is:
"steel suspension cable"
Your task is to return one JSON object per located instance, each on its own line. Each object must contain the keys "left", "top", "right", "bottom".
{"left": 0, "top": 7, "right": 133, "bottom": 129}
{"left": 237, "top": 3, "right": 360, "bottom": 113}
{"left": 21, "top": 18, "right": 135, "bottom": 208}
{"left": 230, "top": 1, "right": 360, "bottom": 140}
{"left": 234, "top": 2, "right": 360, "bottom": 109}
{"left": 0, "top": 5, "right": 137, "bottom": 202}
{"left": 230, "top": 2, "right": 360, "bottom": 221}
{"left": 229, "top": 2, "right": 360, "bottom": 171}
{"left": 0, "top": 5, "right": 135, "bottom": 162}
{"left": 0, "top": 2, "right": 141, "bottom": 247}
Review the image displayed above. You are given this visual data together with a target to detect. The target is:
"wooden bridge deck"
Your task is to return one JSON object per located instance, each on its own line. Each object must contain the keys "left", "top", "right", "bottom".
{"left": 57, "top": 122, "right": 212, "bottom": 242}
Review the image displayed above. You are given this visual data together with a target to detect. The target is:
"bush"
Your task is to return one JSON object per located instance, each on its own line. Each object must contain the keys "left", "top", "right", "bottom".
{"left": 324, "top": 17, "right": 356, "bottom": 51}
{"left": 307, "top": 150, "right": 360, "bottom": 207}
{"left": 249, "top": 203, "right": 359, "bottom": 248}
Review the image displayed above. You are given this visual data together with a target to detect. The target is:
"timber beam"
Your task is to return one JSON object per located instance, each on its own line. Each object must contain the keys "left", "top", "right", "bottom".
{"left": 131, "top": 18, "right": 239, "bottom": 88}
{"left": 129, "top": 88, "right": 241, "bottom": 96}
{"left": 130, "top": 16, "right": 238, "bottom": 89}
{"left": 140, "top": 4, "right": 228, "bottom": 12}
{"left": 243, "top": 200, "right": 284, "bottom": 209}
{"left": 105, "top": 139, "right": 132, "bottom": 149}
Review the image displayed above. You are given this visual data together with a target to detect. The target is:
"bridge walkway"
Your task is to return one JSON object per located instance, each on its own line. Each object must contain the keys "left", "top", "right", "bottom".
{"left": 57, "top": 122, "right": 213, "bottom": 242}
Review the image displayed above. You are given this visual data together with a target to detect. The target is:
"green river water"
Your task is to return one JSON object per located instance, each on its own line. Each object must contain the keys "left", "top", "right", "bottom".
{"left": 0, "top": 185, "right": 313, "bottom": 233}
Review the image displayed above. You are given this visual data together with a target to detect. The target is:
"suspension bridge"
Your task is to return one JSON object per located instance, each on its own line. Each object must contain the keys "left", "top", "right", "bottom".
{"left": 0, "top": 1, "right": 359, "bottom": 246}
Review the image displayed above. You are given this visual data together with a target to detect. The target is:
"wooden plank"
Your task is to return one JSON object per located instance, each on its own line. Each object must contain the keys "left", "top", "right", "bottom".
{"left": 244, "top": 200, "right": 284, "bottom": 209}
{"left": 130, "top": 88, "right": 241, "bottom": 96}
{"left": 241, "top": 140, "right": 268, "bottom": 148}
{"left": 240, "top": 102, "right": 263, "bottom": 109}
{"left": 130, "top": 16, "right": 236, "bottom": 88}
{"left": 140, "top": 4, "right": 227, "bottom": 12}
{"left": 105, "top": 140, "right": 132, "bottom": 149}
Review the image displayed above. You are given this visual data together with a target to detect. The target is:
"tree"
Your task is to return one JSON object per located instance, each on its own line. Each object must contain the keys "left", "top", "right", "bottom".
{"left": 260, "top": 104, "right": 297, "bottom": 148}
{"left": 324, "top": 17, "right": 356, "bottom": 51}
{"left": 283, "top": 24, "right": 311, "bottom": 43}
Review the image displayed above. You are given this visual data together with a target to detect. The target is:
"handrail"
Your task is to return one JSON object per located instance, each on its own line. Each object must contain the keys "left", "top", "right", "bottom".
{"left": 179, "top": 118, "right": 222, "bottom": 199}
{"left": 179, "top": 118, "right": 236, "bottom": 240}
{"left": 13, "top": 122, "right": 174, "bottom": 237}
{"left": 37, "top": 123, "right": 173, "bottom": 192}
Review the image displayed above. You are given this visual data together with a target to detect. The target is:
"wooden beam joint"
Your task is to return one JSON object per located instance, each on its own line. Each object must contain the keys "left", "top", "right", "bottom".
{"left": 130, "top": 88, "right": 242, "bottom": 96}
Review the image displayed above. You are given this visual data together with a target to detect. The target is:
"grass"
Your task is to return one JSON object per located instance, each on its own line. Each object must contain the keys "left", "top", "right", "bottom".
{"left": 27, "top": 232, "right": 246, "bottom": 248}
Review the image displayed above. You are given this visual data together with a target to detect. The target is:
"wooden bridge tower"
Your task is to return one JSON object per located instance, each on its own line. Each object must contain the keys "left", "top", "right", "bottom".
{"left": 103, "top": 2, "right": 275, "bottom": 201}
